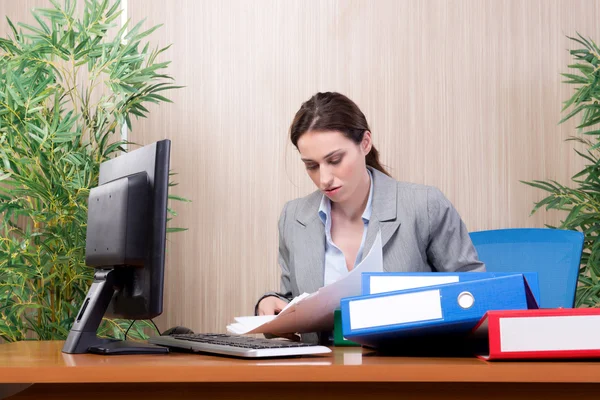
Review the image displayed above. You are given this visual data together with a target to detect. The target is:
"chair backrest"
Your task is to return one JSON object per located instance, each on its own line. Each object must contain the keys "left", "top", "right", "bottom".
{"left": 469, "top": 228, "right": 584, "bottom": 308}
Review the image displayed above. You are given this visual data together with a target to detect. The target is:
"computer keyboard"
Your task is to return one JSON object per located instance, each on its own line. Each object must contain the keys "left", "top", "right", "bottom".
{"left": 148, "top": 333, "right": 332, "bottom": 358}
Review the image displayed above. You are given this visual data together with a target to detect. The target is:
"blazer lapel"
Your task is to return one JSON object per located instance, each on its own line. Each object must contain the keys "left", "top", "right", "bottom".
{"left": 294, "top": 191, "right": 325, "bottom": 294}
{"left": 293, "top": 168, "right": 401, "bottom": 288}
{"left": 358, "top": 168, "right": 401, "bottom": 263}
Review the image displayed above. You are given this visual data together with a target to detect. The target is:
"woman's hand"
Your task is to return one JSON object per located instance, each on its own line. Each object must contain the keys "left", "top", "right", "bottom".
{"left": 257, "top": 295, "right": 289, "bottom": 316}
{"left": 257, "top": 296, "right": 300, "bottom": 341}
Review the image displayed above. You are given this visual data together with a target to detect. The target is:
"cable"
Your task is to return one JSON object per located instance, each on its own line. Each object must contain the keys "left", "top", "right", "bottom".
{"left": 150, "top": 319, "right": 161, "bottom": 335}
{"left": 124, "top": 319, "right": 161, "bottom": 339}
{"left": 124, "top": 320, "right": 135, "bottom": 340}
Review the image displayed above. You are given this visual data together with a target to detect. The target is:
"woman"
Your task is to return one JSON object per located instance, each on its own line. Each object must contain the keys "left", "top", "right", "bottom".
{"left": 256, "top": 92, "right": 485, "bottom": 343}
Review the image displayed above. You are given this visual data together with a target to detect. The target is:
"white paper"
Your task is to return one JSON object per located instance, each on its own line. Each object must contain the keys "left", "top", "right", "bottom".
{"left": 226, "top": 231, "right": 383, "bottom": 335}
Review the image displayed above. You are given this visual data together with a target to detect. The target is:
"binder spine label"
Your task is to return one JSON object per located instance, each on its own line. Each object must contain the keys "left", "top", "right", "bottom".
{"left": 348, "top": 290, "right": 443, "bottom": 330}
{"left": 499, "top": 315, "right": 600, "bottom": 352}
{"left": 369, "top": 276, "right": 459, "bottom": 294}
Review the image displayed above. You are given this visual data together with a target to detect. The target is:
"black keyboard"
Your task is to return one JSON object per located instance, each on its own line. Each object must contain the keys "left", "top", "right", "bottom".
{"left": 148, "top": 333, "right": 332, "bottom": 358}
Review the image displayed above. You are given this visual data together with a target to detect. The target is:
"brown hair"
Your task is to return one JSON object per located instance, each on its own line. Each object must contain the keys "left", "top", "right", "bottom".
{"left": 289, "top": 92, "right": 390, "bottom": 176}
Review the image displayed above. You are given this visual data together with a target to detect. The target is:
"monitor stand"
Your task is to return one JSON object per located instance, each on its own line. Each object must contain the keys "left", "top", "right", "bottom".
{"left": 62, "top": 269, "right": 168, "bottom": 355}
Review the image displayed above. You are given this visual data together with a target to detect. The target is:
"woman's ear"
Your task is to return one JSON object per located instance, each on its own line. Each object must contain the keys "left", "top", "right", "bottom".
{"left": 362, "top": 131, "right": 373, "bottom": 155}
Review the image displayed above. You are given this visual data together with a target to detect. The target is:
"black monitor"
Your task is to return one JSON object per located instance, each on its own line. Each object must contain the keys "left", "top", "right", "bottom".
{"left": 62, "top": 140, "right": 171, "bottom": 355}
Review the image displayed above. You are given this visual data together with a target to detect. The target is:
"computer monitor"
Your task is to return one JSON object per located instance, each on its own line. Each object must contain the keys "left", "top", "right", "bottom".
{"left": 62, "top": 139, "right": 171, "bottom": 355}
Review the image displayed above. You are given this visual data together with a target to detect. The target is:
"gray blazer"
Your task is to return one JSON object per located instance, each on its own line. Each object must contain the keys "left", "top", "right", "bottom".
{"left": 269, "top": 167, "right": 485, "bottom": 343}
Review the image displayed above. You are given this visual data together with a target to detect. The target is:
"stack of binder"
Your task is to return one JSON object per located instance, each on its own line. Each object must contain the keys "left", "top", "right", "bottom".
{"left": 339, "top": 272, "right": 540, "bottom": 351}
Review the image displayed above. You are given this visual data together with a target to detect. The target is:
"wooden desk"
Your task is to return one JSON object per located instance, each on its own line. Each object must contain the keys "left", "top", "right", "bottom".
{"left": 2, "top": 341, "right": 600, "bottom": 399}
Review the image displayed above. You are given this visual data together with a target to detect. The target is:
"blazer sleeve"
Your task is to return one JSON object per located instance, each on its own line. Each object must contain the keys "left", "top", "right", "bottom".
{"left": 277, "top": 201, "right": 294, "bottom": 300}
{"left": 425, "top": 187, "right": 486, "bottom": 272}
{"left": 254, "top": 202, "right": 293, "bottom": 315}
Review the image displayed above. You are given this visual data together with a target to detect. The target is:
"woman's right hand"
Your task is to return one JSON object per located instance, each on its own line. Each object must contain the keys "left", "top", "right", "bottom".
{"left": 257, "top": 296, "right": 300, "bottom": 342}
{"left": 257, "top": 296, "right": 289, "bottom": 316}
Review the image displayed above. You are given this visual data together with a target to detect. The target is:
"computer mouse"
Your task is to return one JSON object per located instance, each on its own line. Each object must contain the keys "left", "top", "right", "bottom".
{"left": 161, "top": 326, "right": 194, "bottom": 336}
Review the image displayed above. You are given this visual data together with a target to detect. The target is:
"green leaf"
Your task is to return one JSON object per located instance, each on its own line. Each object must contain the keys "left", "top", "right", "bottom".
{"left": 31, "top": 10, "right": 51, "bottom": 35}
{"left": 559, "top": 104, "right": 592, "bottom": 124}
{"left": 168, "top": 195, "right": 191, "bottom": 202}
{"left": 561, "top": 73, "right": 589, "bottom": 84}
{"left": 6, "top": 17, "right": 21, "bottom": 42}
{"left": 166, "top": 227, "right": 188, "bottom": 233}
{"left": 17, "top": 23, "right": 48, "bottom": 37}
{"left": 521, "top": 180, "right": 559, "bottom": 193}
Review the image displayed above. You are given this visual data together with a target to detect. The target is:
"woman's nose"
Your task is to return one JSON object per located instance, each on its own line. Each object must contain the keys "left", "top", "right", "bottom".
{"left": 320, "top": 166, "right": 334, "bottom": 188}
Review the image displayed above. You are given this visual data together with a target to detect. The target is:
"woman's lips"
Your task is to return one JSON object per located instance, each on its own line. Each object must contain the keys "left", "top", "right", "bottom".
{"left": 324, "top": 186, "right": 341, "bottom": 196}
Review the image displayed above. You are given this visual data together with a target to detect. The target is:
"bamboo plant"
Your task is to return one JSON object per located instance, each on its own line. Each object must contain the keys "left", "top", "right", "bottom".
{"left": 0, "top": 0, "right": 184, "bottom": 341}
{"left": 524, "top": 34, "right": 600, "bottom": 307}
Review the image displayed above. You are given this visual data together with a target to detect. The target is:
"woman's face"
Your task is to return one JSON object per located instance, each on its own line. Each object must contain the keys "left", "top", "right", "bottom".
{"left": 296, "top": 130, "right": 372, "bottom": 203}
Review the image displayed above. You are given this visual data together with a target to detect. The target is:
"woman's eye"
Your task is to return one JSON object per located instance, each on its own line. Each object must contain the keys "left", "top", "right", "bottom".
{"left": 306, "top": 164, "right": 319, "bottom": 171}
{"left": 329, "top": 158, "right": 342, "bottom": 165}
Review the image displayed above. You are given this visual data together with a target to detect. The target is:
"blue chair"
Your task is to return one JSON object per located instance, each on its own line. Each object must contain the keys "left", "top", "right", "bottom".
{"left": 469, "top": 228, "right": 584, "bottom": 308}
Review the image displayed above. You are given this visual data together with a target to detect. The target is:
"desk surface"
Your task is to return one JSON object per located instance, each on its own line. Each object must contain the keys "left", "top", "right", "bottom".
{"left": 3, "top": 340, "right": 600, "bottom": 384}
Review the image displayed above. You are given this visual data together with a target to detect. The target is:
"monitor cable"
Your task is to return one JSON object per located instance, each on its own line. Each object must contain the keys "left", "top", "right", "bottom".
{"left": 124, "top": 319, "right": 162, "bottom": 340}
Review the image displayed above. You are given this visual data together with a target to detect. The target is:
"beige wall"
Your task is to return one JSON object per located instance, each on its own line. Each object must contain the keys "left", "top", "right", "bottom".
{"left": 126, "top": 0, "right": 600, "bottom": 334}
{"left": 3, "top": 1, "right": 599, "bottom": 334}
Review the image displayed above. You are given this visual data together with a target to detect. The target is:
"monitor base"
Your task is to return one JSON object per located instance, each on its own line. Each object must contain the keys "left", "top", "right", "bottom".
{"left": 62, "top": 269, "right": 167, "bottom": 355}
{"left": 88, "top": 339, "right": 168, "bottom": 355}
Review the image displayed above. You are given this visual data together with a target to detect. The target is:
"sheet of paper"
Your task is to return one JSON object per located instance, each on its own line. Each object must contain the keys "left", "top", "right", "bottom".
{"left": 227, "top": 315, "right": 276, "bottom": 334}
{"left": 226, "top": 293, "right": 313, "bottom": 334}
{"left": 226, "top": 231, "right": 383, "bottom": 335}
